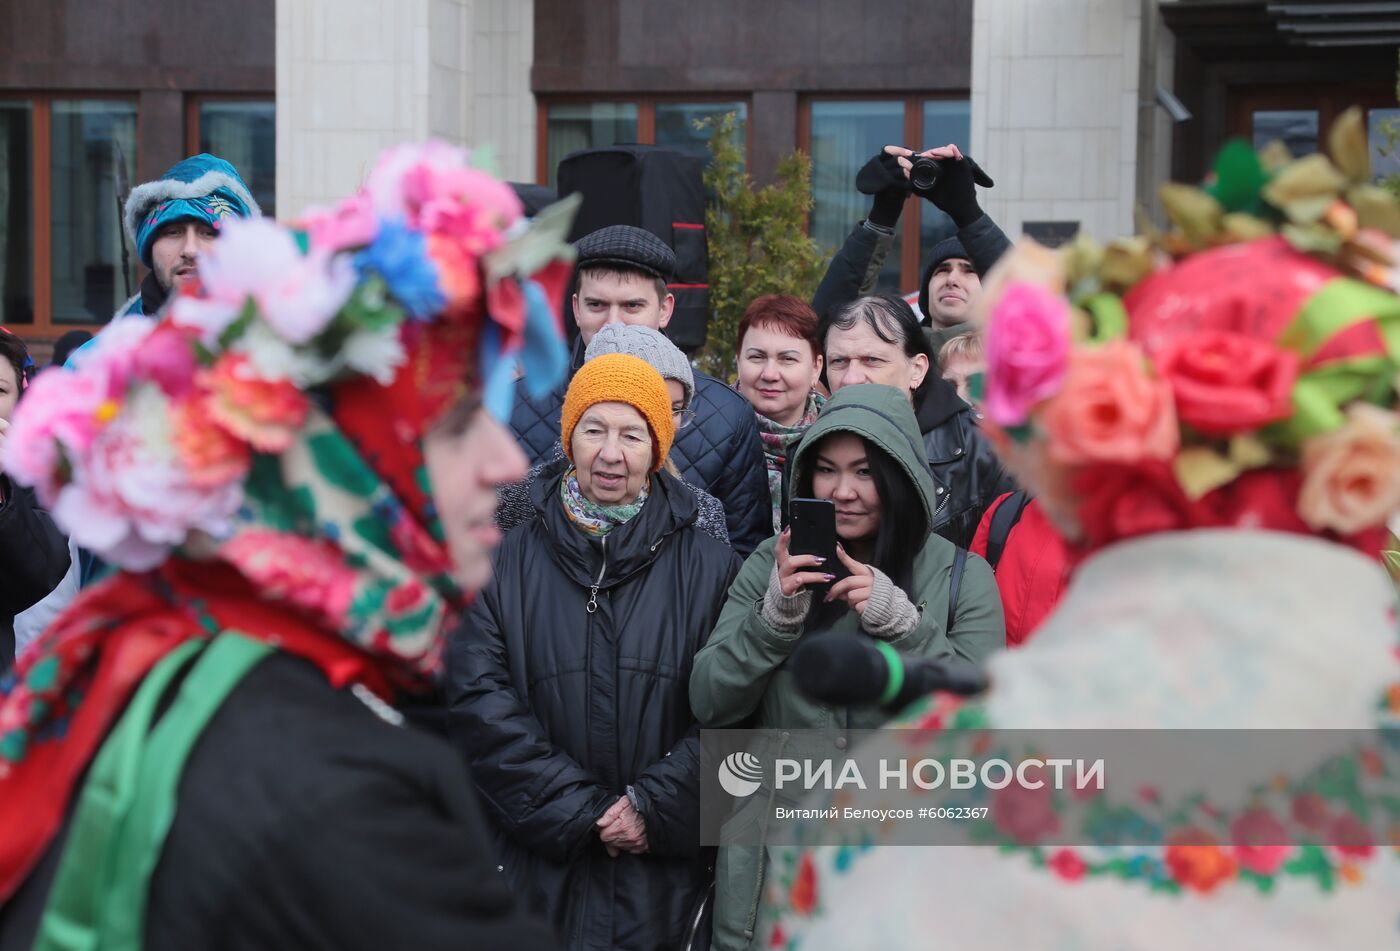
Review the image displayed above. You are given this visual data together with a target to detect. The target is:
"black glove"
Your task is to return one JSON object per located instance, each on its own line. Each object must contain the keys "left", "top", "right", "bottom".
{"left": 855, "top": 152, "right": 911, "bottom": 229}
{"left": 914, "top": 154, "right": 993, "bottom": 229}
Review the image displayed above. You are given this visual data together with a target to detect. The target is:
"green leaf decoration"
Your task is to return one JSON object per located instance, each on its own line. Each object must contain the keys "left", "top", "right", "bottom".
{"left": 1238, "top": 869, "right": 1277, "bottom": 894}
{"left": 1159, "top": 183, "right": 1224, "bottom": 245}
{"left": 1283, "top": 844, "right": 1336, "bottom": 892}
{"left": 1281, "top": 223, "right": 1344, "bottom": 255}
{"left": 217, "top": 298, "right": 259, "bottom": 351}
{"left": 1081, "top": 293, "right": 1129, "bottom": 343}
{"left": 352, "top": 514, "right": 397, "bottom": 558}
{"left": 26, "top": 655, "right": 60, "bottom": 692}
{"left": 1264, "top": 155, "right": 1347, "bottom": 224}
{"left": 1328, "top": 107, "right": 1371, "bottom": 185}
{"left": 307, "top": 432, "right": 381, "bottom": 498}
{"left": 1348, "top": 184, "right": 1400, "bottom": 239}
{"left": 1205, "top": 139, "right": 1270, "bottom": 215}
{"left": 340, "top": 273, "right": 406, "bottom": 333}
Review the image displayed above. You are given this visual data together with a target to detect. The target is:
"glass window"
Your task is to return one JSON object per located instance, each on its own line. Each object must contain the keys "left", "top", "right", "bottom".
{"left": 809, "top": 100, "right": 905, "bottom": 293}
{"left": 919, "top": 100, "right": 973, "bottom": 281}
{"left": 546, "top": 103, "right": 639, "bottom": 188}
{"left": 1252, "top": 110, "right": 1319, "bottom": 158}
{"left": 1368, "top": 107, "right": 1400, "bottom": 185}
{"left": 50, "top": 100, "right": 137, "bottom": 325}
{"left": 655, "top": 101, "right": 747, "bottom": 164}
{"left": 0, "top": 102, "right": 31, "bottom": 325}
{"left": 199, "top": 100, "right": 275, "bottom": 218}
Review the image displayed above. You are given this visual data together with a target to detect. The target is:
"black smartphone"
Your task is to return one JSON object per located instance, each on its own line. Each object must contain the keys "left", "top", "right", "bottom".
{"left": 788, "top": 498, "right": 849, "bottom": 594}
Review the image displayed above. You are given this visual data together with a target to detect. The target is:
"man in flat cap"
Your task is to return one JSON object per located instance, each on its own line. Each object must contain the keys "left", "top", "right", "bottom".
{"left": 510, "top": 225, "right": 771, "bottom": 556}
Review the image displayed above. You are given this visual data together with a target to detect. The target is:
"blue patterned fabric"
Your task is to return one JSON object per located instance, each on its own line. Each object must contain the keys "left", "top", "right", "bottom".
{"left": 126, "top": 154, "right": 259, "bottom": 267}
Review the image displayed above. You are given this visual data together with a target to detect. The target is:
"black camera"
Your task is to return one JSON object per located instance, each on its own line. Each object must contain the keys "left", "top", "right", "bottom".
{"left": 909, "top": 155, "right": 943, "bottom": 191}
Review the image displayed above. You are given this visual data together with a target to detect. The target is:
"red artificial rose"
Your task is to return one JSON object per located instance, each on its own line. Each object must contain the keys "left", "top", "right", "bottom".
{"left": 991, "top": 782, "right": 1061, "bottom": 845}
{"left": 1165, "top": 829, "right": 1237, "bottom": 894}
{"left": 1047, "top": 848, "right": 1087, "bottom": 881}
{"left": 1329, "top": 813, "right": 1375, "bottom": 859}
{"left": 1229, "top": 809, "right": 1293, "bottom": 876}
{"left": 1072, "top": 462, "right": 1206, "bottom": 549}
{"left": 1153, "top": 331, "right": 1300, "bottom": 436}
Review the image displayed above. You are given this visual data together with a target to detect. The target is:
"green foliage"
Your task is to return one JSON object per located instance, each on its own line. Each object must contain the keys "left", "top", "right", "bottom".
{"left": 695, "top": 112, "right": 831, "bottom": 381}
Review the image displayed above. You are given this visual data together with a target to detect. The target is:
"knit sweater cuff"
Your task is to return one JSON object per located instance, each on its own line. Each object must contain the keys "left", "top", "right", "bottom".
{"left": 860, "top": 567, "right": 920, "bottom": 640}
{"left": 761, "top": 565, "right": 812, "bottom": 636}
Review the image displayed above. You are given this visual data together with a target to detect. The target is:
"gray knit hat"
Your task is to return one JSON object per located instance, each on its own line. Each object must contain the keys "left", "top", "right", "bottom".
{"left": 584, "top": 324, "right": 695, "bottom": 410}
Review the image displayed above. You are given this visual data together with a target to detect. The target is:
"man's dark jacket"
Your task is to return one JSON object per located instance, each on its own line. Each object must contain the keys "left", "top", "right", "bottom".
{"left": 508, "top": 341, "right": 772, "bottom": 556}
{"left": 448, "top": 463, "right": 740, "bottom": 950}
{"left": 0, "top": 653, "right": 560, "bottom": 950}
{"left": 808, "top": 212, "right": 1017, "bottom": 548}
{"left": 0, "top": 480, "right": 72, "bottom": 671}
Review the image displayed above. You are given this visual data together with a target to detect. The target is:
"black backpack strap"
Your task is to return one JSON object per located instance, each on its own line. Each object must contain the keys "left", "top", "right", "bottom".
{"left": 946, "top": 547, "right": 967, "bottom": 633}
{"left": 985, "top": 490, "right": 1031, "bottom": 571}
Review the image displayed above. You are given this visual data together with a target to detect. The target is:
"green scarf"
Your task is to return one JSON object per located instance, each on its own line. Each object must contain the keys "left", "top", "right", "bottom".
{"left": 559, "top": 467, "right": 649, "bottom": 537}
{"left": 755, "top": 391, "right": 826, "bottom": 532}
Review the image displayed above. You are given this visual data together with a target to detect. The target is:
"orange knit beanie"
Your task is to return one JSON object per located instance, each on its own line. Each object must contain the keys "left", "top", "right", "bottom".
{"left": 561, "top": 353, "right": 676, "bottom": 472}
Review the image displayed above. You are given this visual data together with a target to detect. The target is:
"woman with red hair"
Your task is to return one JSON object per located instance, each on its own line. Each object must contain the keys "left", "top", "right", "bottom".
{"left": 733, "top": 294, "right": 826, "bottom": 532}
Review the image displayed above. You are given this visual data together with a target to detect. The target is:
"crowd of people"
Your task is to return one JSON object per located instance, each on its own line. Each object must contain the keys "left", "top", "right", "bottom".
{"left": 0, "top": 116, "right": 1396, "bottom": 951}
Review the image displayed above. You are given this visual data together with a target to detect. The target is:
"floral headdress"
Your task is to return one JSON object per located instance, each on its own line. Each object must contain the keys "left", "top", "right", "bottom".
{"left": 2, "top": 141, "right": 576, "bottom": 669}
{"left": 977, "top": 108, "right": 1400, "bottom": 557}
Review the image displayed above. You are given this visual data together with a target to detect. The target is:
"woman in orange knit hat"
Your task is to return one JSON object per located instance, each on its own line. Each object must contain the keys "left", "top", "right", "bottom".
{"left": 448, "top": 352, "right": 741, "bottom": 951}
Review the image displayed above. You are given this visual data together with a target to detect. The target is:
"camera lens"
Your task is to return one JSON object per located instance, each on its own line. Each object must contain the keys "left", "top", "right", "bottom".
{"left": 910, "top": 156, "right": 941, "bottom": 191}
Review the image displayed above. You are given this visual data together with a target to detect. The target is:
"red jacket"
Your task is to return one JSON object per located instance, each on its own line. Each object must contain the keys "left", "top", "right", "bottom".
{"left": 969, "top": 493, "right": 1071, "bottom": 647}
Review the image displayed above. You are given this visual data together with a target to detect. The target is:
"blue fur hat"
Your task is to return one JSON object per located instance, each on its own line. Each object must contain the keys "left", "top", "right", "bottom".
{"left": 124, "top": 153, "right": 261, "bottom": 267}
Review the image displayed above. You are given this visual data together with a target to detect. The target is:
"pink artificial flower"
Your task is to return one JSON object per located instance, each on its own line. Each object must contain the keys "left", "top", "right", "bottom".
{"left": 220, "top": 530, "right": 358, "bottom": 625}
{"left": 200, "top": 353, "right": 310, "bottom": 453}
{"left": 3, "top": 368, "right": 112, "bottom": 505}
{"left": 1039, "top": 340, "right": 1179, "bottom": 465}
{"left": 171, "top": 394, "right": 253, "bottom": 487}
{"left": 170, "top": 216, "right": 356, "bottom": 347}
{"left": 131, "top": 324, "right": 201, "bottom": 398}
{"left": 1229, "top": 809, "right": 1293, "bottom": 875}
{"left": 991, "top": 781, "right": 1061, "bottom": 845}
{"left": 301, "top": 191, "right": 380, "bottom": 254}
{"left": 983, "top": 281, "right": 1072, "bottom": 426}
{"left": 411, "top": 164, "right": 522, "bottom": 254}
{"left": 364, "top": 140, "right": 470, "bottom": 221}
{"left": 48, "top": 386, "right": 244, "bottom": 571}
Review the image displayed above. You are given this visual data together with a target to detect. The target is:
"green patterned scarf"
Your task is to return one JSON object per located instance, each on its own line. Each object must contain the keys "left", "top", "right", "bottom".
{"left": 559, "top": 467, "right": 649, "bottom": 537}
{"left": 755, "top": 391, "right": 826, "bottom": 532}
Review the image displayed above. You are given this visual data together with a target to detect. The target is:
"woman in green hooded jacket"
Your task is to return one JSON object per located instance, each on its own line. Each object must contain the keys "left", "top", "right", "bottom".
{"left": 689, "top": 382, "right": 1004, "bottom": 950}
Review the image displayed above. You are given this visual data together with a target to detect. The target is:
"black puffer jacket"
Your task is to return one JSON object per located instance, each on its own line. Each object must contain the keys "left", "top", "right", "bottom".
{"left": 509, "top": 355, "right": 771, "bottom": 557}
{"left": 448, "top": 468, "right": 741, "bottom": 951}
{"left": 496, "top": 444, "right": 730, "bottom": 547}
{"left": 0, "top": 479, "right": 72, "bottom": 671}
{"left": 919, "top": 376, "right": 1017, "bottom": 550}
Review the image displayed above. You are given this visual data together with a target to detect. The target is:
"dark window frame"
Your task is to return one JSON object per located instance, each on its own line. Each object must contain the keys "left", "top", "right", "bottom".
{"left": 0, "top": 91, "right": 139, "bottom": 339}
{"left": 535, "top": 93, "right": 754, "bottom": 186}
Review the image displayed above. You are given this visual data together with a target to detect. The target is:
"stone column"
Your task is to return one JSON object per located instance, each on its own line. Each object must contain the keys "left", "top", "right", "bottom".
{"left": 276, "top": 0, "right": 536, "bottom": 220}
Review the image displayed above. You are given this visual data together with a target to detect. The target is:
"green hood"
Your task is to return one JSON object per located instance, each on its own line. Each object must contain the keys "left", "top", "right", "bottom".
{"left": 788, "top": 383, "right": 938, "bottom": 530}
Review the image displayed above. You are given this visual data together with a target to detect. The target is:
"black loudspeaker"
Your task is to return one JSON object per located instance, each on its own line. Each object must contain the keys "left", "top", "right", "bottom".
{"left": 556, "top": 145, "right": 710, "bottom": 352}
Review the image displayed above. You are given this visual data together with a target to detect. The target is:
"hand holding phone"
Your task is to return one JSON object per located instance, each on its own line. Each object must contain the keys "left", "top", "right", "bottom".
{"left": 785, "top": 498, "right": 850, "bottom": 596}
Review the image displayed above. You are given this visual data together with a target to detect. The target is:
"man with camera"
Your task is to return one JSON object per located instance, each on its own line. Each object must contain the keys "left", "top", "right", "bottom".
{"left": 810, "top": 143, "right": 1010, "bottom": 356}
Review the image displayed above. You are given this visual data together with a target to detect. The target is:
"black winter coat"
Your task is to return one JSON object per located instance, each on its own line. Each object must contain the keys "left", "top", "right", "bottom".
{"left": 508, "top": 346, "right": 772, "bottom": 558}
{"left": 918, "top": 376, "right": 1017, "bottom": 549}
{"left": 448, "top": 463, "right": 741, "bottom": 951}
{"left": 0, "top": 478, "right": 72, "bottom": 671}
{"left": 0, "top": 653, "right": 559, "bottom": 951}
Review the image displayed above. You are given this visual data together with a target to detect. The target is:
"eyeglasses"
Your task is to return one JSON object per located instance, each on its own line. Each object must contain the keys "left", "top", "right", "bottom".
{"left": 673, "top": 408, "right": 696, "bottom": 430}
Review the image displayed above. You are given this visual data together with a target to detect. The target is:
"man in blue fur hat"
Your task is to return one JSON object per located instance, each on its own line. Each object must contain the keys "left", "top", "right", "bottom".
{"left": 117, "top": 153, "right": 261, "bottom": 318}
